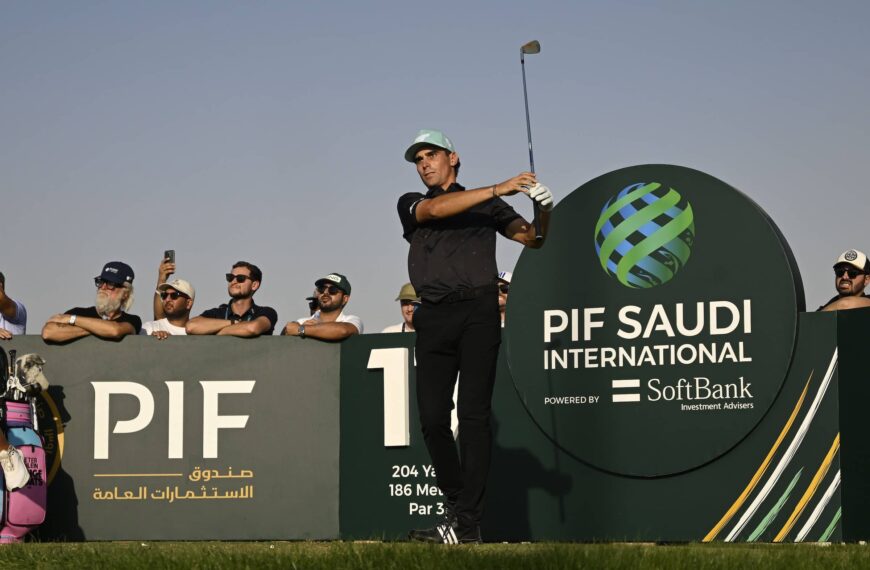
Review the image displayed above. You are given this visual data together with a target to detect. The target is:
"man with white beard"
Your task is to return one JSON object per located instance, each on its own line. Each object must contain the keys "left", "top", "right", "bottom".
{"left": 42, "top": 261, "right": 142, "bottom": 342}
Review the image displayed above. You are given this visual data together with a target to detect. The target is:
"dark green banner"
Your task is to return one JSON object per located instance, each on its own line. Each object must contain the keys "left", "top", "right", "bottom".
{"left": 2, "top": 336, "right": 341, "bottom": 541}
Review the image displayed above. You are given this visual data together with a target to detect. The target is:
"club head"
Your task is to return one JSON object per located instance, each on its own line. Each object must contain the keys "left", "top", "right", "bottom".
{"left": 521, "top": 40, "right": 541, "bottom": 55}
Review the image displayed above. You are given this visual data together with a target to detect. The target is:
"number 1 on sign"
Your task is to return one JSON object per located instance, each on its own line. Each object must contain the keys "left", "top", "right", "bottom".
{"left": 367, "top": 347, "right": 459, "bottom": 448}
{"left": 368, "top": 348, "right": 411, "bottom": 447}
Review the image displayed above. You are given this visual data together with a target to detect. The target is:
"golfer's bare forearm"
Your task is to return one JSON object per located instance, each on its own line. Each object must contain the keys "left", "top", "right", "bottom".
{"left": 509, "top": 210, "right": 551, "bottom": 248}
{"left": 415, "top": 187, "right": 499, "bottom": 221}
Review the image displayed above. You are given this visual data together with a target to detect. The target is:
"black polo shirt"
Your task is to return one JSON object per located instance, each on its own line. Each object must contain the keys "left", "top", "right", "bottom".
{"left": 199, "top": 300, "right": 278, "bottom": 335}
{"left": 398, "top": 183, "right": 522, "bottom": 303}
{"left": 65, "top": 306, "right": 142, "bottom": 334}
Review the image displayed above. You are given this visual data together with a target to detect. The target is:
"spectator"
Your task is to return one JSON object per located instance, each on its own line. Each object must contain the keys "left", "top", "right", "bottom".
{"left": 382, "top": 283, "right": 420, "bottom": 333}
{"left": 141, "top": 278, "right": 195, "bottom": 339}
{"left": 819, "top": 249, "right": 870, "bottom": 311}
{"left": 497, "top": 271, "right": 512, "bottom": 327}
{"left": 0, "top": 271, "right": 27, "bottom": 340}
{"left": 186, "top": 261, "right": 277, "bottom": 337}
{"left": 42, "top": 261, "right": 141, "bottom": 342}
{"left": 283, "top": 273, "right": 363, "bottom": 340}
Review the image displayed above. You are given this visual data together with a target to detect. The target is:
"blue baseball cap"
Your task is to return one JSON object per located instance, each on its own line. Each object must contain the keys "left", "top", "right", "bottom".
{"left": 96, "top": 261, "right": 134, "bottom": 285}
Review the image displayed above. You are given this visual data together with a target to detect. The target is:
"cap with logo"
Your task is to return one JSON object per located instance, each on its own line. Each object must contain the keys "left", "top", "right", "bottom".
{"left": 395, "top": 283, "right": 420, "bottom": 302}
{"left": 404, "top": 129, "right": 456, "bottom": 163}
{"left": 497, "top": 271, "right": 513, "bottom": 284}
{"left": 315, "top": 273, "right": 351, "bottom": 295}
{"left": 96, "top": 261, "right": 134, "bottom": 285}
{"left": 834, "top": 249, "right": 869, "bottom": 272}
{"left": 157, "top": 278, "right": 195, "bottom": 300}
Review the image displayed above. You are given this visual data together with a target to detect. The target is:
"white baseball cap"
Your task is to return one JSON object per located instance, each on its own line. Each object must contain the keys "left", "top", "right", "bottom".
{"left": 157, "top": 278, "right": 195, "bottom": 300}
{"left": 834, "top": 249, "right": 869, "bottom": 272}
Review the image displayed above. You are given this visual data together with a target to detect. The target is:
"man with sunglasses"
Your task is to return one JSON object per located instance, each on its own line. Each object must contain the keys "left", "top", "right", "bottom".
{"left": 141, "top": 278, "right": 195, "bottom": 339}
{"left": 42, "top": 261, "right": 142, "bottom": 342}
{"left": 382, "top": 283, "right": 420, "bottom": 333}
{"left": 186, "top": 261, "right": 278, "bottom": 337}
{"left": 398, "top": 129, "right": 553, "bottom": 544}
{"left": 818, "top": 249, "right": 870, "bottom": 311}
{"left": 282, "top": 273, "right": 363, "bottom": 340}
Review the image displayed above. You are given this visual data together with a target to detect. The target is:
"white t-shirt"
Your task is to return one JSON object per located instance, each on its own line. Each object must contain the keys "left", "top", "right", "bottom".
{"left": 382, "top": 323, "right": 413, "bottom": 333}
{"left": 0, "top": 300, "right": 26, "bottom": 335}
{"left": 140, "top": 318, "right": 187, "bottom": 336}
{"left": 296, "top": 310, "right": 364, "bottom": 334}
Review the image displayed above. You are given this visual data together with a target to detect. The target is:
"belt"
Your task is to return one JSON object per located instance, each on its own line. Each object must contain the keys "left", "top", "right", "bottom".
{"left": 438, "top": 284, "right": 498, "bottom": 304}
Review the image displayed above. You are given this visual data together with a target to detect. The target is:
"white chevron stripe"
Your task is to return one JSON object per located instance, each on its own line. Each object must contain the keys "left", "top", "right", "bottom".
{"left": 446, "top": 527, "right": 457, "bottom": 544}
{"left": 795, "top": 469, "right": 841, "bottom": 542}
{"left": 724, "top": 349, "right": 838, "bottom": 542}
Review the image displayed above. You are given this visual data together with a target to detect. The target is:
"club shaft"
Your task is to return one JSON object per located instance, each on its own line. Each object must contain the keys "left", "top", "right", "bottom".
{"left": 521, "top": 56, "right": 535, "bottom": 174}
{"left": 521, "top": 55, "right": 542, "bottom": 239}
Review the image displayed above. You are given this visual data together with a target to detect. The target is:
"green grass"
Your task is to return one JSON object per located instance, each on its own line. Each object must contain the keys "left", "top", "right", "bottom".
{"left": 1, "top": 542, "right": 869, "bottom": 569}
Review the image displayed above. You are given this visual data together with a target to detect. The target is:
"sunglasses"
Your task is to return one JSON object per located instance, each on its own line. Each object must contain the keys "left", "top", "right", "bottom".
{"left": 226, "top": 273, "right": 254, "bottom": 283}
{"left": 834, "top": 267, "right": 865, "bottom": 279}
{"left": 317, "top": 284, "right": 342, "bottom": 295}
{"left": 94, "top": 278, "right": 123, "bottom": 291}
{"left": 161, "top": 291, "right": 188, "bottom": 300}
{"left": 498, "top": 284, "right": 510, "bottom": 294}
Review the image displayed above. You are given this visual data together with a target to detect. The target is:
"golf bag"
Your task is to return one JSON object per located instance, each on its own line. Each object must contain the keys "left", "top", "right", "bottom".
{"left": 0, "top": 347, "right": 48, "bottom": 543}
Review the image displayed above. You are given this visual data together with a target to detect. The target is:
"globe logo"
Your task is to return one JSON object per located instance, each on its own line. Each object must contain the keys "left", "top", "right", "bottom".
{"left": 594, "top": 182, "right": 695, "bottom": 288}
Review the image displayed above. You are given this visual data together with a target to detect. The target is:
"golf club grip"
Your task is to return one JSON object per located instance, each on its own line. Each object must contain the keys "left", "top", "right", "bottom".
{"left": 533, "top": 201, "right": 542, "bottom": 240}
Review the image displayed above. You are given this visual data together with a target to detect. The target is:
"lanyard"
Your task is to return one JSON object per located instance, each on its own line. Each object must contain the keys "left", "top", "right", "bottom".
{"left": 224, "top": 301, "right": 255, "bottom": 323}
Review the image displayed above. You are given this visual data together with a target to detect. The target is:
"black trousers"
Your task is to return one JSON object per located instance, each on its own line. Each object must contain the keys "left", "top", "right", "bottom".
{"left": 413, "top": 293, "right": 501, "bottom": 530}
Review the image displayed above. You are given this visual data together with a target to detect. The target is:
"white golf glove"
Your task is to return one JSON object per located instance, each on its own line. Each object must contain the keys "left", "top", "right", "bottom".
{"left": 529, "top": 183, "right": 554, "bottom": 212}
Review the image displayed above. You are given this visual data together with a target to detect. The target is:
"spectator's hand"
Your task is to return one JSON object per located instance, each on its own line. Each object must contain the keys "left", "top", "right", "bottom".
{"left": 0, "top": 328, "right": 12, "bottom": 340}
{"left": 158, "top": 259, "right": 176, "bottom": 284}
{"left": 152, "top": 330, "right": 171, "bottom": 340}
{"left": 494, "top": 172, "right": 537, "bottom": 198}
{"left": 529, "top": 183, "right": 554, "bottom": 212}
{"left": 283, "top": 322, "right": 301, "bottom": 336}
{"left": 47, "top": 313, "right": 72, "bottom": 325}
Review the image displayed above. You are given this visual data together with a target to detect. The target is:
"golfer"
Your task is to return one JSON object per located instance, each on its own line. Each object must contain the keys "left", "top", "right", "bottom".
{"left": 398, "top": 129, "right": 553, "bottom": 543}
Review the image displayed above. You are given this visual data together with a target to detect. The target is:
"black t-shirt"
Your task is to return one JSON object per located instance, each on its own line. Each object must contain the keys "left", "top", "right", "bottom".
{"left": 64, "top": 306, "right": 142, "bottom": 334}
{"left": 398, "top": 183, "right": 522, "bottom": 303}
{"left": 199, "top": 301, "right": 278, "bottom": 335}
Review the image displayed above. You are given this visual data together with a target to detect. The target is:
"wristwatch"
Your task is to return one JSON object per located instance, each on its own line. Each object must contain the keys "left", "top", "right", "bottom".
{"left": 68, "top": 315, "right": 77, "bottom": 326}
{"left": 298, "top": 324, "right": 306, "bottom": 338}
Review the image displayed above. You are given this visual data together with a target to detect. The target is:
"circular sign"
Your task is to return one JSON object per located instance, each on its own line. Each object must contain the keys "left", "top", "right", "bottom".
{"left": 504, "top": 165, "right": 803, "bottom": 477}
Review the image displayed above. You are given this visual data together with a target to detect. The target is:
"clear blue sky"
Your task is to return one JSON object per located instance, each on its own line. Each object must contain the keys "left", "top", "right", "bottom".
{"left": 3, "top": 1, "right": 868, "bottom": 332}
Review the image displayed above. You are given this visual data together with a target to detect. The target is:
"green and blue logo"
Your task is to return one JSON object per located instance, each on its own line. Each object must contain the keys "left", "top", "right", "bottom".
{"left": 594, "top": 182, "right": 695, "bottom": 288}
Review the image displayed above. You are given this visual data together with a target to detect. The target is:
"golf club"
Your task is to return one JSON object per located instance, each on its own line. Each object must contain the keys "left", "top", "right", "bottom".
{"left": 520, "top": 39, "right": 543, "bottom": 240}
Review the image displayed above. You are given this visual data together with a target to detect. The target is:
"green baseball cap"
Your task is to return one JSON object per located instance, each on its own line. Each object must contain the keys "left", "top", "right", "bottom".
{"left": 316, "top": 273, "right": 351, "bottom": 295}
{"left": 404, "top": 129, "right": 456, "bottom": 163}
